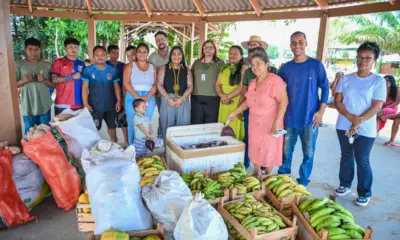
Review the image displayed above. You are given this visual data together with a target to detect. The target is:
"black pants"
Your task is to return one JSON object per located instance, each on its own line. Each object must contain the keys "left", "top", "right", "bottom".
{"left": 191, "top": 95, "right": 220, "bottom": 124}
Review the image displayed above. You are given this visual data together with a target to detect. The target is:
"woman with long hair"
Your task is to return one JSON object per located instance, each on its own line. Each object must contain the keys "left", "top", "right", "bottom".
{"left": 191, "top": 40, "right": 225, "bottom": 124}
{"left": 377, "top": 75, "right": 400, "bottom": 133}
{"left": 216, "top": 45, "right": 247, "bottom": 140}
{"left": 123, "top": 43, "right": 157, "bottom": 145}
{"left": 157, "top": 46, "right": 193, "bottom": 140}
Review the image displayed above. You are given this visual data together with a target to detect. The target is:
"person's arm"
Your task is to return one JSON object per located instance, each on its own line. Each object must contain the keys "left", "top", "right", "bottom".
{"left": 113, "top": 82, "right": 122, "bottom": 112}
{"left": 157, "top": 66, "right": 175, "bottom": 107}
{"left": 384, "top": 89, "right": 400, "bottom": 109}
{"left": 81, "top": 81, "right": 92, "bottom": 111}
{"left": 271, "top": 88, "right": 289, "bottom": 135}
{"left": 123, "top": 63, "right": 141, "bottom": 99}
{"left": 382, "top": 112, "right": 400, "bottom": 120}
{"left": 137, "top": 124, "right": 152, "bottom": 139}
{"left": 313, "top": 62, "right": 330, "bottom": 128}
{"left": 17, "top": 71, "right": 31, "bottom": 88}
{"left": 37, "top": 69, "right": 56, "bottom": 88}
{"left": 215, "top": 73, "right": 227, "bottom": 103}
{"left": 359, "top": 77, "right": 387, "bottom": 121}
{"left": 334, "top": 92, "right": 362, "bottom": 126}
{"left": 227, "top": 101, "right": 249, "bottom": 122}
{"left": 143, "top": 65, "right": 157, "bottom": 101}
{"left": 175, "top": 69, "right": 194, "bottom": 107}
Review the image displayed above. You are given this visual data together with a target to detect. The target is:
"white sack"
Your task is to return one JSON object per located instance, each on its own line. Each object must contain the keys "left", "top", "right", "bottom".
{"left": 174, "top": 193, "right": 228, "bottom": 240}
{"left": 51, "top": 108, "right": 101, "bottom": 159}
{"left": 142, "top": 170, "right": 193, "bottom": 240}
{"left": 86, "top": 158, "right": 152, "bottom": 234}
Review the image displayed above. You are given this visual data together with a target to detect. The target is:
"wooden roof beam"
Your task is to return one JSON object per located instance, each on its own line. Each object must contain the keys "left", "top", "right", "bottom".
{"left": 28, "top": 0, "right": 33, "bottom": 13}
{"left": 314, "top": 0, "right": 329, "bottom": 9}
{"left": 388, "top": 0, "right": 395, "bottom": 5}
{"left": 192, "top": 0, "right": 206, "bottom": 15}
{"left": 249, "top": 0, "right": 262, "bottom": 17}
{"left": 162, "top": 22, "right": 191, "bottom": 40}
{"left": 141, "top": 0, "right": 152, "bottom": 18}
{"left": 86, "top": 0, "right": 93, "bottom": 15}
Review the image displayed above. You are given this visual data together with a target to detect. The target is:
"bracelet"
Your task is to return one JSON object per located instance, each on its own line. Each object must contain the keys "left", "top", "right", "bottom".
{"left": 64, "top": 75, "right": 73, "bottom": 81}
{"left": 181, "top": 96, "right": 186, "bottom": 102}
{"left": 164, "top": 95, "right": 170, "bottom": 100}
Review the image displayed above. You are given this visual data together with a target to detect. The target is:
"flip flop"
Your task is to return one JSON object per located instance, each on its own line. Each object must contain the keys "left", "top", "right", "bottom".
{"left": 384, "top": 142, "right": 400, "bottom": 147}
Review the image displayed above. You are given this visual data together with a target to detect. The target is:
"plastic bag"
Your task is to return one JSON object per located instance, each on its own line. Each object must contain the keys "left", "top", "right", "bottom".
{"left": 22, "top": 127, "right": 83, "bottom": 211}
{"left": 51, "top": 108, "right": 101, "bottom": 160}
{"left": 12, "top": 154, "right": 49, "bottom": 209}
{"left": 86, "top": 158, "right": 152, "bottom": 234}
{"left": 81, "top": 140, "right": 131, "bottom": 173}
{"left": 142, "top": 170, "right": 192, "bottom": 239}
{"left": 0, "top": 149, "right": 34, "bottom": 229}
{"left": 174, "top": 193, "right": 228, "bottom": 240}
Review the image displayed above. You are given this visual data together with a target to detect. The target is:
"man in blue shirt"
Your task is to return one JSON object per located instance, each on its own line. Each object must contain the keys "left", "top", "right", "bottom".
{"left": 82, "top": 46, "right": 121, "bottom": 143}
{"left": 278, "top": 31, "right": 329, "bottom": 186}
{"left": 106, "top": 44, "right": 128, "bottom": 146}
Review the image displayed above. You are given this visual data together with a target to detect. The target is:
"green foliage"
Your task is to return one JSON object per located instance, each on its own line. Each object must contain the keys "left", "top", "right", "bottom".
{"left": 267, "top": 44, "right": 279, "bottom": 59}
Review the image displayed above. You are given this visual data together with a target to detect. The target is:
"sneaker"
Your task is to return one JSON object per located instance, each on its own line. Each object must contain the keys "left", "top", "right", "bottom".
{"left": 355, "top": 196, "right": 370, "bottom": 207}
{"left": 335, "top": 186, "right": 351, "bottom": 196}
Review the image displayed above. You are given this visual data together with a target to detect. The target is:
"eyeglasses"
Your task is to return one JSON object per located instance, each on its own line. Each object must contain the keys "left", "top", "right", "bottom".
{"left": 356, "top": 56, "right": 373, "bottom": 62}
{"left": 203, "top": 46, "right": 214, "bottom": 50}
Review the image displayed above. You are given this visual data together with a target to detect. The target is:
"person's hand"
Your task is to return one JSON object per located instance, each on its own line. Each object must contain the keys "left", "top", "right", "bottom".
{"left": 221, "top": 94, "right": 229, "bottom": 104}
{"left": 167, "top": 98, "right": 176, "bottom": 107}
{"left": 72, "top": 72, "right": 81, "bottom": 80}
{"left": 141, "top": 95, "right": 150, "bottom": 102}
{"left": 175, "top": 98, "right": 183, "bottom": 107}
{"left": 23, "top": 71, "right": 32, "bottom": 83}
{"left": 346, "top": 124, "right": 360, "bottom": 136}
{"left": 271, "top": 121, "right": 280, "bottom": 135}
{"left": 227, "top": 112, "right": 237, "bottom": 123}
{"left": 84, "top": 104, "right": 93, "bottom": 112}
{"left": 348, "top": 114, "right": 363, "bottom": 126}
{"left": 237, "top": 112, "right": 244, "bottom": 121}
{"left": 313, "top": 110, "right": 324, "bottom": 128}
{"left": 115, "top": 101, "right": 121, "bottom": 112}
{"left": 37, "top": 70, "right": 45, "bottom": 82}
{"left": 381, "top": 115, "right": 388, "bottom": 121}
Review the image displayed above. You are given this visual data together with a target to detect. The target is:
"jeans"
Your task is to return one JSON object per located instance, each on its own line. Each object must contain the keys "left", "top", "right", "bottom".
{"left": 22, "top": 110, "right": 51, "bottom": 135}
{"left": 243, "top": 109, "right": 251, "bottom": 168}
{"left": 278, "top": 127, "right": 319, "bottom": 186}
{"left": 125, "top": 92, "right": 155, "bottom": 145}
{"left": 155, "top": 95, "right": 162, "bottom": 137}
{"left": 337, "top": 130, "right": 375, "bottom": 197}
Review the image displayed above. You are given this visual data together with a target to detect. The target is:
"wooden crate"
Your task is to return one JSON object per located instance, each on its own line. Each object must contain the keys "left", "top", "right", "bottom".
{"left": 87, "top": 223, "right": 166, "bottom": 240}
{"left": 261, "top": 174, "right": 308, "bottom": 216}
{"left": 218, "top": 192, "right": 298, "bottom": 240}
{"left": 76, "top": 203, "right": 95, "bottom": 232}
{"left": 292, "top": 195, "right": 372, "bottom": 240}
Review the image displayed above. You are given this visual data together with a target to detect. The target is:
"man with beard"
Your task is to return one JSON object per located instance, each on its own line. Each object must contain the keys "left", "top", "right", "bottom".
{"left": 125, "top": 45, "right": 137, "bottom": 63}
{"left": 149, "top": 31, "right": 171, "bottom": 142}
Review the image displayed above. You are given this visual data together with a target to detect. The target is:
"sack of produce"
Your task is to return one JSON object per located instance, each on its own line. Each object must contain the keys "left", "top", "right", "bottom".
{"left": 12, "top": 153, "right": 49, "bottom": 209}
{"left": 51, "top": 108, "right": 101, "bottom": 159}
{"left": 22, "top": 127, "right": 83, "bottom": 211}
{"left": 174, "top": 193, "right": 228, "bottom": 240}
{"left": 0, "top": 149, "right": 34, "bottom": 229}
{"left": 81, "top": 140, "right": 132, "bottom": 173}
{"left": 86, "top": 159, "right": 152, "bottom": 234}
{"left": 142, "top": 170, "right": 192, "bottom": 239}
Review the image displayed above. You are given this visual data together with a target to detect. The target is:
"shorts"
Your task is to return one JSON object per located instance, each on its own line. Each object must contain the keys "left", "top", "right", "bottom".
{"left": 91, "top": 110, "right": 117, "bottom": 130}
{"left": 115, "top": 105, "right": 128, "bottom": 128}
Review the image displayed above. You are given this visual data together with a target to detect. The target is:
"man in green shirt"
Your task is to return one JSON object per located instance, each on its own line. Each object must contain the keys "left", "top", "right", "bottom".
{"left": 15, "top": 38, "right": 54, "bottom": 134}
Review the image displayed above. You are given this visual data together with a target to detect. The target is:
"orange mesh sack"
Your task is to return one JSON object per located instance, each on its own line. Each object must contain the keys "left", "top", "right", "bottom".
{"left": 0, "top": 149, "right": 34, "bottom": 229}
{"left": 22, "top": 127, "right": 83, "bottom": 211}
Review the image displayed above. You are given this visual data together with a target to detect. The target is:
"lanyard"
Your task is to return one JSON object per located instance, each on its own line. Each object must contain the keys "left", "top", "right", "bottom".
{"left": 203, "top": 62, "right": 211, "bottom": 72}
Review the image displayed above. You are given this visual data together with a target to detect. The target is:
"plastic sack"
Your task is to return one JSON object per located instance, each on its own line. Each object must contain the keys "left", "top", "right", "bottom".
{"left": 0, "top": 149, "right": 34, "bottom": 229}
{"left": 174, "top": 193, "right": 228, "bottom": 240}
{"left": 142, "top": 170, "right": 192, "bottom": 239}
{"left": 51, "top": 108, "right": 101, "bottom": 160}
{"left": 81, "top": 140, "right": 130, "bottom": 173}
{"left": 86, "top": 158, "right": 152, "bottom": 234}
{"left": 22, "top": 127, "right": 83, "bottom": 211}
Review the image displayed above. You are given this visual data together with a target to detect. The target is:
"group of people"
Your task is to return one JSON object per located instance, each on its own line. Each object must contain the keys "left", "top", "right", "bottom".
{"left": 16, "top": 29, "right": 398, "bottom": 207}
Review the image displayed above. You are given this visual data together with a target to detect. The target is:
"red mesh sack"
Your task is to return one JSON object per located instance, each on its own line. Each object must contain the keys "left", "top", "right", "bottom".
{"left": 0, "top": 149, "right": 34, "bottom": 229}
{"left": 22, "top": 127, "right": 83, "bottom": 211}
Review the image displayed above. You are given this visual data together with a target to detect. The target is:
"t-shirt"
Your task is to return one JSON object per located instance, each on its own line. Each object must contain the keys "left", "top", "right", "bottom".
{"left": 82, "top": 64, "right": 120, "bottom": 112}
{"left": 148, "top": 48, "right": 171, "bottom": 69}
{"left": 336, "top": 72, "right": 386, "bottom": 138}
{"left": 191, "top": 59, "right": 225, "bottom": 96}
{"left": 279, "top": 57, "right": 329, "bottom": 128}
{"left": 133, "top": 113, "right": 150, "bottom": 140}
{"left": 242, "top": 68, "right": 256, "bottom": 86}
{"left": 106, "top": 60, "right": 124, "bottom": 90}
{"left": 50, "top": 57, "right": 86, "bottom": 109}
{"left": 15, "top": 59, "right": 52, "bottom": 116}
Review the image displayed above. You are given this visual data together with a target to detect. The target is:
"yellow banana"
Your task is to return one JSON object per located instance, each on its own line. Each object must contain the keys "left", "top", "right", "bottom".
{"left": 140, "top": 167, "right": 158, "bottom": 175}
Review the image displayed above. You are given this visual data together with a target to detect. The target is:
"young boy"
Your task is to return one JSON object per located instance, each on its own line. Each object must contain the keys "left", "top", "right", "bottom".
{"left": 106, "top": 45, "right": 128, "bottom": 146}
{"left": 51, "top": 37, "right": 86, "bottom": 115}
{"left": 133, "top": 99, "right": 153, "bottom": 157}
{"left": 82, "top": 46, "right": 121, "bottom": 142}
{"left": 16, "top": 38, "right": 54, "bottom": 134}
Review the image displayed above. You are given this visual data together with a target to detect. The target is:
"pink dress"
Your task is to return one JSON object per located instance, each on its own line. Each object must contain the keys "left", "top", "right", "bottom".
{"left": 378, "top": 98, "right": 399, "bottom": 132}
{"left": 245, "top": 73, "right": 286, "bottom": 167}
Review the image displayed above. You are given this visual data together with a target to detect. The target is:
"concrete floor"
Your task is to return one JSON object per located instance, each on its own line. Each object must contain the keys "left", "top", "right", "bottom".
{"left": 1, "top": 108, "right": 399, "bottom": 240}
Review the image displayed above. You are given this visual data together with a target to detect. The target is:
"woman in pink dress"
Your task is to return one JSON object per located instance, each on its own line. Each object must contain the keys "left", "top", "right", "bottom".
{"left": 377, "top": 75, "right": 399, "bottom": 133}
{"left": 228, "top": 51, "right": 288, "bottom": 175}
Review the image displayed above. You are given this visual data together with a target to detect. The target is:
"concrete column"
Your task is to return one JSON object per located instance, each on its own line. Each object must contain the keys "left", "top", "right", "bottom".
{"left": 316, "top": 12, "right": 329, "bottom": 62}
{"left": 198, "top": 20, "right": 208, "bottom": 57}
{"left": 87, "top": 18, "right": 96, "bottom": 62}
{"left": 0, "top": 1, "right": 22, "bottom": 144}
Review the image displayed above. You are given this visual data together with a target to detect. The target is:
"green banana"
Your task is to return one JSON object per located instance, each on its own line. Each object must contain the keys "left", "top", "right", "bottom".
{"left": 346, "top": 230, "right": 363, "bottom": 239}
{"left": 341, "top": 223, "right": 365, "bottom": 236}
{"left": 328, "top": 204, "right": 354, "bottom": 220}
{"left": 310, "top": 215, "right": 337, "bottom": 228}
{"left": 266, "top": 223, "right": 278, "bottom": 232}
{"left": 269, "top": 215, "right": 286, "bottom": 228}
{"left": 307, "top": 198, "right": 330, "bottom": 212}
{"left": 325, "top": 228, "right": 347, "bottom": 237}
{"left": 264, "top": 177, "right": 278, "bottom": 186}
{"left": 268, "top": 179, "right": 283, "bottom": 190}
{"left": 333, "top": 212, "right": 355, "bottom": 223}
{"left": 329, "top": 234, "right": 351, "bottom": 239}
{"left": 309, "top": 208, "right": 336, "bottom": 225}
{"left": 316, "top": 219, "right": 341, "bottom": 232}
{"left": 299, "top": 198, "right": 317, "bottom": 212}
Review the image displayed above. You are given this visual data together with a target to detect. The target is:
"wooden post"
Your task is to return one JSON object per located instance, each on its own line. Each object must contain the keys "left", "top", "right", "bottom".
{"left": 190, "top": 23, "right": 195, "bottom": 66}
{"left": 316, "top": 12, "right": 329, "bottom": 62}
{"left": 119, "top": 21, "right": 125, "bottom": 62}
{"left": 87, "top": 17, "right": 96, "bottom": 62}
{"left": 182, "top": 26, "right": 187, "bottom": 50}
{"left": 198, "top": 20, "right": 208, "bottom": 57}
{"left": 0, "top": 0, "right": 22, "bottom": 144}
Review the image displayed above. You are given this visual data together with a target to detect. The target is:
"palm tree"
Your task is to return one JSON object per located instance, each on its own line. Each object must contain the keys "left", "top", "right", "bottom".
{"left": 334, "top": 12, "right": 400, "bottom": 54}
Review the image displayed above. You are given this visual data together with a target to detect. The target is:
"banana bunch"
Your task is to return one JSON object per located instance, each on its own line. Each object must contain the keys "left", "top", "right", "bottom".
{"left": 216, "top": 162, "right": 261, "bottom": 193}
{"left": 264, "top": 175, "right": 311, "bottom": 199}
{"left": 225, "top": 194, "right": 286, "bottom": 237}
{"left": 182, "top": 170, "right": 223, "bottom": 200}
{"left": 299, "top": 198, "right": 365, "bottom": 239}
{"left": 78, "top": 189, "right": 91, "bottom": 213}
{"left": 130, "top": 235, "right": 161, "bottom": 240}
{"left": 137, "top": 155, "right": 165, "bottom": 177}
{"left": 140, "top": 177, "right": 154, "bottom": 186}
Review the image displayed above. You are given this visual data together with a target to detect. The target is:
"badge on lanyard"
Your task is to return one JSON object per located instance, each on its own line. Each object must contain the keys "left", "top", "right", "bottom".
{"left": 201, "top": 73, "right": 206, "bottom": 81}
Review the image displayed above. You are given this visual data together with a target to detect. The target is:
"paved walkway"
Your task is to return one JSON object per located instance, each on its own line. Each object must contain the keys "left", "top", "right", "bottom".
{"left": 1, "top": 108, "right": 399, "bottom": 239}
